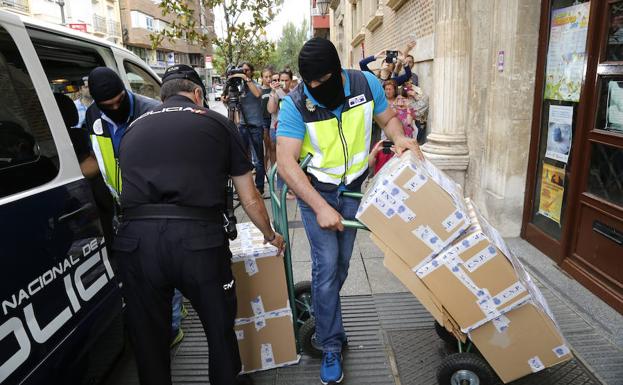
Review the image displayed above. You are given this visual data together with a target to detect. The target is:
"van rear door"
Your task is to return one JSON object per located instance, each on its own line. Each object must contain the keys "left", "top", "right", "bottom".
{"left": 0, "top": 11, "right": 123, "bottom": 385}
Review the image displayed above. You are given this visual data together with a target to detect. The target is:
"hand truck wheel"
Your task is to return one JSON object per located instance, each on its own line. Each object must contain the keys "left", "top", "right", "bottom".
{"left": 294, "top": 280, "right": 313, "bottom": 322}
{"left": 434, "top": 321, "right": 458, "bottom": 345}
{"left": 298, "top": 317, "right": 322, "bottom": 358}
{"left": 436, "top": 352, "right": 498, "bottom": 385}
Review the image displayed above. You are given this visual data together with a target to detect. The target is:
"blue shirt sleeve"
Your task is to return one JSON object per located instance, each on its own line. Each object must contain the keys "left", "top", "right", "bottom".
{"left": 276, "top": 96, "right": 306, "bottom": 140}
{"left": 359, "top": 55, "right": 375, "bottom": 73}
{"left": 363, "top": 71, "right": 388, "bottom": 115}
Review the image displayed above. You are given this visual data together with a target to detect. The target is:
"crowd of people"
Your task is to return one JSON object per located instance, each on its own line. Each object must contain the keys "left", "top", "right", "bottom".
{"left": 223, "top": 64, "right": 299, "bottom": 198}
{"left": 358, "top": 40, "right": 430, "bottom": 175}
{"left": 225, "top": 39, "right": 429, "bottom": 195}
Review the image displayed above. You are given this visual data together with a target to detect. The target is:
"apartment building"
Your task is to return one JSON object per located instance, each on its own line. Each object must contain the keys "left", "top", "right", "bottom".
{"left": 1, "top": 0, "right": 122, "bottom": 44}
{"left": 119, "top": 0, "right": 214, "bottom": 76}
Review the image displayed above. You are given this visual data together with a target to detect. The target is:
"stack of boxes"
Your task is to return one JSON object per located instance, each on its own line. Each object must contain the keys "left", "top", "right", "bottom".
{"left": 229, "top": 223, "right": 299, "bottom": 373}
{"left": 357, "top": 153, "right": 572, "bottom": 383}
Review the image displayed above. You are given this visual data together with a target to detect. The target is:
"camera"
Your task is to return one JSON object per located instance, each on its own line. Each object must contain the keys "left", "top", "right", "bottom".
{"left": 382, "top": 140, "right": 394, "bottom": 154}
{"left": 225, "top": 65, "right": 246, "bottom": 110}
{"left": 385, "top": 50, "right": 398, "bottom": 64}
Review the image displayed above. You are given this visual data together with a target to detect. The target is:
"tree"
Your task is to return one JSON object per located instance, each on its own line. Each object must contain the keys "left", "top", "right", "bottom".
{"left": 151, "top": 0, "right": 283, "bottom": 75}
{"left": 270, "top": 20, "right": 309, "bottom": 74}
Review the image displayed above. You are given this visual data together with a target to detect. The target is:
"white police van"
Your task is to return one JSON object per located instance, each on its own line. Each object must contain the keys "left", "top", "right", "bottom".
{"left": 0, "top": 10, "right": 162, "bottom": 384}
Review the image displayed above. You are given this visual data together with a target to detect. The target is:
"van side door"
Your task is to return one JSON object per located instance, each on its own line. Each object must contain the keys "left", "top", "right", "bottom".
{"left": 0, "top": 12, "right": 122, "bottom": 385}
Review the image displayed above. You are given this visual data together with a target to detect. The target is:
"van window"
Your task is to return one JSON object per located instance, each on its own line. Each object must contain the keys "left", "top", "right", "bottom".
{"left": 124, "top": 60, "right": 161, "bottom": 100}
{"left": 0, "top": 26, "right": 59, "bottom": 198}
{"left": 29, "top": 36, "right": 109, "bottom": 128}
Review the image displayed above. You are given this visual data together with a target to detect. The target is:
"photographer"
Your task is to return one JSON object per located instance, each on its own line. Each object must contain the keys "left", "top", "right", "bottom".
{"left": 226, "top": 62, "right": 266, "bottom": 194}
{"left": 359, "top": 49, "right": 412, "bottom": 86}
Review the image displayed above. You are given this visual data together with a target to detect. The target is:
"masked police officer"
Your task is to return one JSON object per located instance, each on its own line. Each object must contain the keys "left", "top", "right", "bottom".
{"left": 114, "top": 64, "right": 284, "bottom": 385}
{"left": 277, "top": 38, "right": 423, "bottom": 384}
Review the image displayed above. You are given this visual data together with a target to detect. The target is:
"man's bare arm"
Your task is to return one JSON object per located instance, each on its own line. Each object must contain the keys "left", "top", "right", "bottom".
{"left": 276, "top": 137, "right": 344, "bottom": 231}
{"left": 232, "top": 171, "right": 285, "bottom": 251}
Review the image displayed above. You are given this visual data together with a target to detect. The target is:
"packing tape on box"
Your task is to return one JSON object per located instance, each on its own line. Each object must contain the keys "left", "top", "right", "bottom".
{"left": 403, "top": 169, "right": 429, "bottom": 193}
{"left": 235, "top": 306, "right": 293, "bottom": 329}
{"left": 412, "top": 225, "right": 445, "bottom": 254}
{"left": 463, "top": 244, "right": 498, "bottom": 273}
{"left": 231, "top": 247, "right": 279, "bottom": 264}
{"left": 442, "top": 209, "right": 467, "bottom": 232}
{"left": 464, "top": 294, "right": 532, "bottom": 333}
{"left": 261, "top": 343, "right": 276, "bottom": 369}
{"left": 528, "top": 356, "right": 545, "bottom": 373}
{"left": 381, "top": 179, "right": 409, "bottom": 201}
{"left": 492, "top": 281, "right": 527, "bottom": 307}
{"left": 251, "top": 296, "right": 266, "bottom": 330}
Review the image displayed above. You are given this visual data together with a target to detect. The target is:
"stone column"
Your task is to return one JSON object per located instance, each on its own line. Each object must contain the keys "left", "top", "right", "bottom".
{"left": 422, "top": 0, "right": 470, "bottom": 187}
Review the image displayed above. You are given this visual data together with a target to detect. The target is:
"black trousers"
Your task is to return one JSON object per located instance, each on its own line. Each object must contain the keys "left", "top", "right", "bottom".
{"left": 113, "top": 218, "right": 240, "bottom": 385}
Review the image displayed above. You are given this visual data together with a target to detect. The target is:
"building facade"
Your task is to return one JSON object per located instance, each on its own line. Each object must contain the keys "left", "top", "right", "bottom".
{"left": 119, "top": 0, "right": 214, "bottom": 76}
{"left": 329, "top": 0, "right": 529, "bottom": 234}
{"left": 328, "top": 0, "right": 623, "bottom": 314}
{"left": 1, "top": 0, "right": 123, "bottom": 44}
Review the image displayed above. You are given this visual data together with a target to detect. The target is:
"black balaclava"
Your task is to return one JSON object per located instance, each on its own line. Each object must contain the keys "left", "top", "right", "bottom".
{"left": 88, "top": 67, "right": 131, "bottom": 124}
{"left": 298, "top": 37, "right": 345, "bottom": 110}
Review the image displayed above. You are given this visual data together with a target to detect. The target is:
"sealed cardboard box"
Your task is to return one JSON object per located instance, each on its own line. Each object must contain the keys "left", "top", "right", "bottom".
{"left": 356, "top": 152, "right": 470, "bottom": 270}
{"left": 470, "top": 301, "right": 572, "bottom": 383}
{"left": 415, "top": 199, "right": 532, "bottom": 332}
{"left": 235, "top": 311, "right": 299, "bottom": 373}
{"left": 371, "top": 234, "right": 444, "bottom": 324}
{"left": 230, "top": 223, "right": 299, "bottom": 373}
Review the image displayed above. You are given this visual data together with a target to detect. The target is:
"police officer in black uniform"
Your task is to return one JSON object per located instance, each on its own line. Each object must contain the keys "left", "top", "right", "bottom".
{"left": 114, "top": 64, "right": 284, "bottom": 385}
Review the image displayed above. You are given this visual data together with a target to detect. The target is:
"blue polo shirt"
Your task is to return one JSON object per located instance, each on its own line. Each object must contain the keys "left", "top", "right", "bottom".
{"left": 277, "top": 69, "right": 388, "bottom": 140}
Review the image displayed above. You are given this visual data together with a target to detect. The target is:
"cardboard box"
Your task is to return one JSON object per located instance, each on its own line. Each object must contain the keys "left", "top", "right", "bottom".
{"left": 470, "top": 301, "right": 572, "bottom": 383}
{"left": 371, "top": 234, "right": 444, "bottom": 324}
{"left": 356, "top": 152, "right": 470, "bottom": 270}
{"left": 415, "top": 199, "right": 532, "bottom": 332}
{"left": 229, "top": 223, "right": 299, "bottom": 373}
{"left": 235, "top": 311, "right": 299, "bottom": 373}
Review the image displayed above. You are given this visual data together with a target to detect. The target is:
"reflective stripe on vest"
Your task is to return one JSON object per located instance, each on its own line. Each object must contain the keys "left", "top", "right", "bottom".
{"left": 91, "top": 134, "right": 121, "bottom": 199}
{"left": 300, "top": 99, "right": 374, "bottom": 185}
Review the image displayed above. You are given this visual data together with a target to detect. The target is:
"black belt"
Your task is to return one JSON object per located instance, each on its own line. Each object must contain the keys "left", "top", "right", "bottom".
{"left": 122, "top": 204, "right": 223, "bottom": 222}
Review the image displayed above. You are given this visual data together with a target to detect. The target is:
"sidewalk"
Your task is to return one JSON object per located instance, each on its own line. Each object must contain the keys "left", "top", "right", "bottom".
{"left": 104, "top": 199, "right": 622, "bottom": 385}
{"left": 275, "top": 200, "right": 623, "bottom": 385}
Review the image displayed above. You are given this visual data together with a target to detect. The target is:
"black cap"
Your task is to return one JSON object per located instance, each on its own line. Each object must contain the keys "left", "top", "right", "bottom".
{"left": 162, "top": 64, "right": 207, "bottom": 107}
{"left": 162, "top": 64, "right": 203, "bottom": 88}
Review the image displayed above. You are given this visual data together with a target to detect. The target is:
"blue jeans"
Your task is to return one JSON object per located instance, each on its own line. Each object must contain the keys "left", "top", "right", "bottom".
{"left": 239, "top": 123, "right": 265, "bottom": 192}
{"left": 298, "top": 190, "right": 360, "bottom": 353}
{"left": 172, "top": 289, "right": 183, "bottom": 334}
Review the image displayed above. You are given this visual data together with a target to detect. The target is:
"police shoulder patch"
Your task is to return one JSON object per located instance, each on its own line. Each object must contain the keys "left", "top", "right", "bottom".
{"left": 93, "top": 119, "right": 104, "bottom": 135}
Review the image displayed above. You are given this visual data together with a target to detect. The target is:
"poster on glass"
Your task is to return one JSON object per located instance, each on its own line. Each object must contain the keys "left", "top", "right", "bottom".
{"left": 606, "top": 81, "right": 623, "bottom": 133}
{"left": 545, "top": 105, "right": 573, "bottom": 164}
{"left": 543, "top": 3, "right": 590, "bottom": 102}
{"left": 538, "top": 163, "right": 565, "bottom": 225}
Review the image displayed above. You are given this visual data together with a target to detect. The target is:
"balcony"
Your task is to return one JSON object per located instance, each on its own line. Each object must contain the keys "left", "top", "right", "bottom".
{"left": 107, "top": 20, "right": 121, "bottom": 37}
{"left": 93, "top": 14, "right": 107, "bottom": 35}
{"left": 1, "top": 0, "right": 29, "bottom": 14}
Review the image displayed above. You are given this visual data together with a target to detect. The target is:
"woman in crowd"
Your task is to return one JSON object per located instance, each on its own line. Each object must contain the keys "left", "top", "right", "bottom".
{"left": 267, "top": 69, "right": 295, "bottom": 198}
{"left": 260, "top": 67, "right": 274, "bottom": 170}
{"left": 369, "top": 80, "right": 418, "bottom": 174}
{"left": 359, "top": 49, "right": 412, "bottom": 86}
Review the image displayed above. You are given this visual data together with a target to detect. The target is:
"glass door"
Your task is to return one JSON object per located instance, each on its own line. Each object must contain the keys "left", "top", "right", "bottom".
{"left": 522, "top": 0, "right": 593, "bottom": 261}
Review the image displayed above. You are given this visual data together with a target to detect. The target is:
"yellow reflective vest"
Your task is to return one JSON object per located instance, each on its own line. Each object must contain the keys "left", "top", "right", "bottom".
{"left": 289, "top": 69, "right": 374, "bottom": 187}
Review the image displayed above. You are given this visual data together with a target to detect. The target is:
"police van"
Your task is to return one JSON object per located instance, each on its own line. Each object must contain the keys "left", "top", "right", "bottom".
{"left": 0, "top": 10, "right": 162, "bottom": 385}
